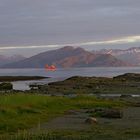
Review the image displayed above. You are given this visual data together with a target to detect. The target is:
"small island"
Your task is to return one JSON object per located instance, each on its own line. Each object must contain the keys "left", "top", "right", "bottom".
{"left": 0, "top": 76, "right": 48, "bottom": 82}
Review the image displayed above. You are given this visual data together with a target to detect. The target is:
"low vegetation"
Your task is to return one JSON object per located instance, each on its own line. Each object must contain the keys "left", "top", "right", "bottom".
{"left": 0, "top": 83, "right": 13, "bottom": 90}
{"left": 37, "top": 73, "right": 140, "bottom": 95}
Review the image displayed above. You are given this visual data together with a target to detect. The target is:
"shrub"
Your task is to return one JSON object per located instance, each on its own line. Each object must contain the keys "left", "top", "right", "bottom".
{"left": 0, "top": 82, "right": 13, "bottom": 90}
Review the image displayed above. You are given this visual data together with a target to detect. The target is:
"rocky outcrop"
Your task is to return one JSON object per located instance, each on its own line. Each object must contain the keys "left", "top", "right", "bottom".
{"left": 93, "top": 108, "right": 123, "bottom": 118}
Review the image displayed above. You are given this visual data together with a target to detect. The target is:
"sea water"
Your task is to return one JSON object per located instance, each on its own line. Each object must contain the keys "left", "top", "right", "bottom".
{"left": 0, "top": 67, "right": 140, "bottom": 90}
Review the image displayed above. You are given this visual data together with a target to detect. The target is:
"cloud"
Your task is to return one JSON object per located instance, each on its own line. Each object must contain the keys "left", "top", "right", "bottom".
{"left": 0, "top": 0, "right": 140, "bottom": 50}
{"left": 77, "top": 36, "right": 140, "bottom": 46}
{"left": 0, "top": 45, "right": 59, "bottom": 50}
{"left": 0, "top": 35, "right": 140, "bottom": 50}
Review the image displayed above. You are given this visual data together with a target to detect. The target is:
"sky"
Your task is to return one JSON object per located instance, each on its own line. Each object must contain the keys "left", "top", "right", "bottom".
{"left": 0, "top": 0, "right": 140, "bottom": 57}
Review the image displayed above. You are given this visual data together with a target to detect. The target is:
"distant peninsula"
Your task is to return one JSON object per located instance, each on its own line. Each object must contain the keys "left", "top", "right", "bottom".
{"left": 0, "top": 76, "right": 48, "bottom": 82}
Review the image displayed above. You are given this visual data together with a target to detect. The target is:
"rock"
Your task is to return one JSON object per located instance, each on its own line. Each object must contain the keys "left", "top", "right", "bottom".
{"left": 85, "top": 109, "right": 95, "bottom": 114}
{"left": 132, "top": 102, "right": 140, "bottom": 107}
{"left": 103, "top": 109, "right": 122, "bottom": 118}
{"left": 94, "top": 108, "right": 123, "bottom": 118}
{"left": 120, "top": 94, "right": 132, "bottom": 98}
{"left": 85, "top": 117, "right": 98, "bottom": 124}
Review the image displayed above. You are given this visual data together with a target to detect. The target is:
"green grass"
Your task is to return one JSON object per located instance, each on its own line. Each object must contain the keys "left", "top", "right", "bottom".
{"left": 0, "top": 94, "right": 139, "bottom": 139}
{"left": 0, "top": 94, "right": 125, "bottom": 134}
{"left": 0, "top": 128, "right": 140, "bottom": 140}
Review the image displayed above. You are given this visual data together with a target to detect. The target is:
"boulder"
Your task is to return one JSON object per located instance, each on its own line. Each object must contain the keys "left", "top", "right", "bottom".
{"left": 133, "top": 102, "right": 140, "bottom": 107}
{"left": 94, "top": 108, "right": 123, "bottom": 118}
{"left": 85, "top": 117, "right": 98, "bottom": 124}
{"left": 120, "top": 94, "right": 132, "bottom": 98}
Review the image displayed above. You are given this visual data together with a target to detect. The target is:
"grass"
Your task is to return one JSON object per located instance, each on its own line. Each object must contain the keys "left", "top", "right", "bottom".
{"left": 0, "top": 94, "right": 125, "bottom": 134}
{"left": 0, "top": 128, "right": 140, "bottom": 140}
{"left": 0, "top": 94, "right": 139, "bottom": 139}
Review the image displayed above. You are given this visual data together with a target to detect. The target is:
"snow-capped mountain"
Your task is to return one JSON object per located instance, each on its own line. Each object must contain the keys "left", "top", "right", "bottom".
{"left": 92, "top": 47, "right": 140, "bottom": 65}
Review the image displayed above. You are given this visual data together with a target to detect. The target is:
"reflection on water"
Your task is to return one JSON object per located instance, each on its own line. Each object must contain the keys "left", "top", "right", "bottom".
{"left": 0, "top": 67, "right": 140, "bottom": 90}
{"left": 12, "top": 81, "right": 30, "bottom": 91}
{"left": 12, "top": 77, "right": 66, "bottom": 91}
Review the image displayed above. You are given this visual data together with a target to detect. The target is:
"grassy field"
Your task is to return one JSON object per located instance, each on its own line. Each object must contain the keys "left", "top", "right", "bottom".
{"left": 0, "top": 94, "right": 125, "bottom": 133}
{"left": 0, "top": 94, "right": 139, "bottom": 139}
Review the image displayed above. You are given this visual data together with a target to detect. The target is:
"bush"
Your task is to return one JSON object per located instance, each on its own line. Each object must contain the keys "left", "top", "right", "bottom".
{"left": 0, "top": 82, "right": 13, "bottom": 90}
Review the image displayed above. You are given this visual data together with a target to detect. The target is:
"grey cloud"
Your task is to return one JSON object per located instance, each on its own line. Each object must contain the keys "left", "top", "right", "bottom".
{"left": 0, "top": 0, "right": 140, "bottom": 56}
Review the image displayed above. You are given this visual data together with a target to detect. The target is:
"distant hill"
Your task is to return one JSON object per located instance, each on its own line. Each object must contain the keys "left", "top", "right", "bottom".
{"left": 114, "top": 73, "right": 140, "bottom": 81}
{"left": 0, "top": 55, "right": 26, "bottom": 66}
{"left": 1, "top": 46, "right": 131, "bottom": 68}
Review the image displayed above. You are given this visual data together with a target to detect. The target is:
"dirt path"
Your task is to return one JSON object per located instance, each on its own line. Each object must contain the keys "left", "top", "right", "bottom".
{"left": 31, "top": 110, "right": 92, "bottom": 132}
{"left": 31, "top": 107, "right": 140, "bottom": 134}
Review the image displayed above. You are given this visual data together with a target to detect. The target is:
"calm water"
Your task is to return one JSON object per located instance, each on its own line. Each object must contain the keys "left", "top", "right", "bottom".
{"left": 0, "top": 67, "right": 140, "bottom": 90}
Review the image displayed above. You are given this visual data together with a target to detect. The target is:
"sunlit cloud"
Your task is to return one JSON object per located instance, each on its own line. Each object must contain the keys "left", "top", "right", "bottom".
{"left": 73, "top": 36, "right": 140, "bottom": 46}
{"left": 0, "top": 45, "right": 60, "bottom": 50}
{"left": 0, "top": 35, "right": 140, "bottom": 50}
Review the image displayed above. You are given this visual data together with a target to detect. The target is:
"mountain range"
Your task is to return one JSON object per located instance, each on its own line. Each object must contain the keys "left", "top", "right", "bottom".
{"left": 93, "top": 47, "right": 140, "bottom": 66}
{"left": 1, "top": 46, "right": 132, "bottom": 68}
{"left": 0, "top": 55, "right": 26, "bottom": 66}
